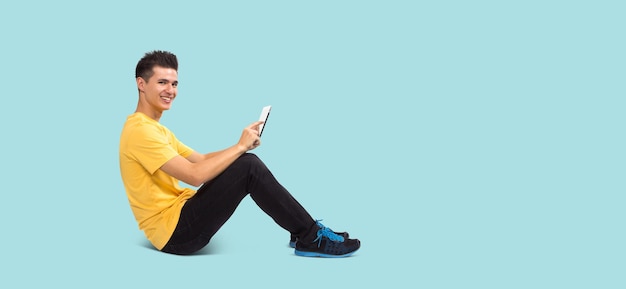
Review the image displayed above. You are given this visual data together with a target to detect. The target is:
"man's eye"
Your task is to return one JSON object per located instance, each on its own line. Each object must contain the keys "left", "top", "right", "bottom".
{"left": 172, "top": 83, "right": 178, "bottom": 87}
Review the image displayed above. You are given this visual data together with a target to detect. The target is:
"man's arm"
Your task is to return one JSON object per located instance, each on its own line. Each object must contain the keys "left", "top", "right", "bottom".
{"left": 160, "top": 121, "right": 263, "bottom": 187}
{"left": 186, "top": 150, "right": 219, "bottom": 163}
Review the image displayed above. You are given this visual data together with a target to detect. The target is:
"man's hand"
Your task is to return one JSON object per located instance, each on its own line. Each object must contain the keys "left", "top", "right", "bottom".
{"left": 238, "top": 121, "right": 263, "bottom": 151}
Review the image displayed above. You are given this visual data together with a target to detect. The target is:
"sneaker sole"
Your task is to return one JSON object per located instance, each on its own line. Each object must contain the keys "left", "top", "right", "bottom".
{"left": 294, "top": 249, "right": 358, "bottom": 258}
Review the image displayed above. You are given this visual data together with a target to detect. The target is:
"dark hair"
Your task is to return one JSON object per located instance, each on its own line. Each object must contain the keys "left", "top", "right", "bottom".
{"left": 135, "top": 50, "right": 178, "bottom": 81}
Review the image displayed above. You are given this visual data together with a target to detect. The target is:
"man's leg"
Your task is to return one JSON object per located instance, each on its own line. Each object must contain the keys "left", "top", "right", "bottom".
{"left": 161, "top": 153, "right": 318, "bottom": 255}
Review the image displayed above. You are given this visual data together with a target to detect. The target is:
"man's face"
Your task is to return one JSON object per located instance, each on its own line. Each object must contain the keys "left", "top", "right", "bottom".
{"left": 137, "top": 66, "right": 178, "bottom": 112}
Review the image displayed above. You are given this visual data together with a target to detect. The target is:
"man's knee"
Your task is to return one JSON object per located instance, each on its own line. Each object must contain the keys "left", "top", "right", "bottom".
{"left": 237, "top": 153, "right": 263, "bottom": 167}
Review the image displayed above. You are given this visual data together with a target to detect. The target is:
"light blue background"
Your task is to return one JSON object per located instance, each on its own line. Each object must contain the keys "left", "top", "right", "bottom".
{"left": 1, "top": 1, "right": 624, "bottom": 288}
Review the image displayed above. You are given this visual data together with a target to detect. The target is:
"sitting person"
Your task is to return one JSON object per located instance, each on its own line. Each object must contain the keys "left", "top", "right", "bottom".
{"left": 119, "top": 50, "right": 360, "bottom": 257}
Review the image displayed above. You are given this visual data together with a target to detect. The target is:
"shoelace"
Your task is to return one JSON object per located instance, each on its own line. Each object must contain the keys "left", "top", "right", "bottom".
{"left": 315, "top": 219, "right": 336, "bottom": 232}
{"left": 314, "top": 220, "right": 345, "bottom": 247}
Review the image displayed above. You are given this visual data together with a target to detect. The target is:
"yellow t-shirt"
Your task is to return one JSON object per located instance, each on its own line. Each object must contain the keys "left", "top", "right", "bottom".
{"left": 119, "top": 112, "right": 195, "bottom": 250}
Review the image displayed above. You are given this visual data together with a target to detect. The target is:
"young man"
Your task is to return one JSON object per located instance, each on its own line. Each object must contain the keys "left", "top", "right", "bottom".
{"left": 119, "top": 50, "right": 360, "bottom": 257}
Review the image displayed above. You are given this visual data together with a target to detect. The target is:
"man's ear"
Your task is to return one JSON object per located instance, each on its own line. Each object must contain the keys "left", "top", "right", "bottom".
{"left": 136, "top": 77, "right": 145, "bottom": 92}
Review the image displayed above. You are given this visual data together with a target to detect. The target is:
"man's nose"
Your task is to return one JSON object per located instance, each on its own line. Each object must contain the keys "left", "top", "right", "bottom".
{"left": 166, "top": 83, "right": 175, "bottom": 94}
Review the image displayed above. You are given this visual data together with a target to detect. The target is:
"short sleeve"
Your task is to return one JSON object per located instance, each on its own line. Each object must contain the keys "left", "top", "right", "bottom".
{"left": 170, "top": 131, "right": 194, "bottom": 159}
{"left": 126, "top": 123, "right": 181, "bottom": 175}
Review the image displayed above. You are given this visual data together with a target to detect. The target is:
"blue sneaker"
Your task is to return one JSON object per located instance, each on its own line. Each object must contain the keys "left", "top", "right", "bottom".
{"left": 289, "top": 221, "right": 349, "bottom": 248}
{"left": 294, "top": 221, "right": 360, "bottom": 258}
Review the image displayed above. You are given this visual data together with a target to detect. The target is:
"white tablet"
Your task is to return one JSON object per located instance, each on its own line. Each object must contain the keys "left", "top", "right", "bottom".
{"left": 258, "top": 105, "right": 271, "bottom": 136}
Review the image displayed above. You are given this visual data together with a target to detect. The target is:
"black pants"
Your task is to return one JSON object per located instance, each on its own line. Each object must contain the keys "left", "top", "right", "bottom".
{"left": 161, "top": 153, "right": 318, "bottom": 255}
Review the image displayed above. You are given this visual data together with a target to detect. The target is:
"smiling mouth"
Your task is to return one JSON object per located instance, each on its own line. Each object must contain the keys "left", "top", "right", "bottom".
{"left": 161, "top": 96, "right": 173, "bottom": 103}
